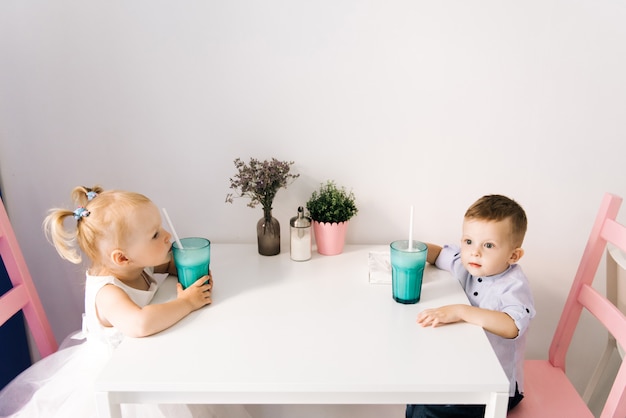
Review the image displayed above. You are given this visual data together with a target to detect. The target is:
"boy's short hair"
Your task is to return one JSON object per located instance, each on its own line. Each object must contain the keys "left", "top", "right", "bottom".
{"left": 464, "top": 194, "right": 527, "bottom": 247}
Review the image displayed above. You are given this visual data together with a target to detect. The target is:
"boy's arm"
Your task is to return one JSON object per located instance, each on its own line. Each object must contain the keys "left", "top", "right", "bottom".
{"left": 416, "top": 304, "right": 519, "bottom": 339}
{"left": 426, "top": 243, "right": 442, "bottom": 265}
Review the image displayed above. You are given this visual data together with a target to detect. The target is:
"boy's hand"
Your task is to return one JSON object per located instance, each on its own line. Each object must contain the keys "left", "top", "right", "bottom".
{"left": 176, "top": 272, "right": 213, "bottom": 310}
{"left": 417, "top": 304, "right": 519, "bottom": 339}
{"left": 416, "top": 304, "right": 465, "bottom": 327}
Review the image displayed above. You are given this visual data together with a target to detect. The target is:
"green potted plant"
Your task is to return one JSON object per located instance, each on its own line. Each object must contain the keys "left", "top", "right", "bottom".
{"left": 306, "top": 180, "right": 358, "bottom": 255}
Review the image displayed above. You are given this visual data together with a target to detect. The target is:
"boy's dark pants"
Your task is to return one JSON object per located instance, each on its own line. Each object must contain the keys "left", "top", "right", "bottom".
{"left": 406, "top": 384, "right": 523, "bottom": 418}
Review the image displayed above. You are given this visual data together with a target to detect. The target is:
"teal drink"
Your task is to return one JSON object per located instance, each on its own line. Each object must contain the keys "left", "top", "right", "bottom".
{"left": 172, "top": 238, "right": 211, "bottom": 289}
{"left": 390, "top": 240, "right": 427, "bottom": 304}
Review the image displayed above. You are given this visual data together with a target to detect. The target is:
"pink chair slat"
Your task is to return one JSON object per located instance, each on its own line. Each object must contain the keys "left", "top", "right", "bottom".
{"left": 0, "top": 284, "right": 29, "bottom": 325}
{"left": 0, "top": 197, "right": 57, "bottom": 358}
{"left": 578, "top": 285, "right": 626, "bottom": 351}
{"left": 602, "top": 219, "right": 626, "bottom": 250}
{"left": 509, "top": 193, "right": 626, "bottom": 418}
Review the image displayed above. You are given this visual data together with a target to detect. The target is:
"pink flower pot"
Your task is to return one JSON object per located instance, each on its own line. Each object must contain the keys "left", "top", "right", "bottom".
{"left": 313, "top": 221, "right": 349, "bottom": 255}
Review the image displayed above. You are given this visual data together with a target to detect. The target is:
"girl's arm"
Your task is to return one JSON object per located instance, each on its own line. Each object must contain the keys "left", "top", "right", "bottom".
{"left": 416, "top": 304, "right": 519, "bottom": 339}
{"left": 95, "top": 275, "right": 211, "bottom": 337}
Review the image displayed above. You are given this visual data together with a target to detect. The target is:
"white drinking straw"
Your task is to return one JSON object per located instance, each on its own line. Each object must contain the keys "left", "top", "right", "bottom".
{"left": 162, "top": 208, "right": 184, "bottom": 249}
{"left": 408, "top": 205, "right": 414, "bottom": 251}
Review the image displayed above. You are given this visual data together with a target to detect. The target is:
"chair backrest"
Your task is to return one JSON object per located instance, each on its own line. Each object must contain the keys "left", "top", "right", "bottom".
{"left": 607, "top": 245, "right": 626, "bottom": 358}
{"left": 581, "top": 245, "right": 626, "bottom": 404}
{"left": 0, "top": 197, "right": 57, "bottom": 359}
{"left": 548, "top": 193, "right": 626, "bottom": 418}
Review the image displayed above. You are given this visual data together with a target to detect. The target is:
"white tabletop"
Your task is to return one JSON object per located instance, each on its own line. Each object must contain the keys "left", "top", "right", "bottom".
{"left": 95, "top": 244, "right": 509, "bottom": 418}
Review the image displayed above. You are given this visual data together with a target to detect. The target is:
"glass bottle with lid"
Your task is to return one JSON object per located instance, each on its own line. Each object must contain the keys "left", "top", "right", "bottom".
{"left": 290, "top": 206, "right": 312, "bottom": 261}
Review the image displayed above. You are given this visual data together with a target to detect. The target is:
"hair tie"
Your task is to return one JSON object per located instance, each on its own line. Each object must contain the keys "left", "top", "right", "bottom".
{"left": 86, "top": 191, "right": 98, "bottom": 201}
{"left": 73, "top": 206, "right": 90, "bottom": 220}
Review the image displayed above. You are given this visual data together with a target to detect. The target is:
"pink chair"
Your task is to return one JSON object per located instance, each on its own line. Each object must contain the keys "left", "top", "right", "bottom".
{"left": 0, "top": 196, "right": 57, "bottom": 360}
{"left": 582, "top": 245, "right": 626, "bottom": 403}
{"left": 508, "top": 193, "right": 626, "bottom": 418}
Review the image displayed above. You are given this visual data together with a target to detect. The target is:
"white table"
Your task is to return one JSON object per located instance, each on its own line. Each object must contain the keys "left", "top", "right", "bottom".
{"left": 95, "top": 244, "right": 509, "bottom": 418}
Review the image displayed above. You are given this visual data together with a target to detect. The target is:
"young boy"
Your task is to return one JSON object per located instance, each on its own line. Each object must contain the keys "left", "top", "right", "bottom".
{"left": 406, "top": 195, "right": 536, "bottom": 418}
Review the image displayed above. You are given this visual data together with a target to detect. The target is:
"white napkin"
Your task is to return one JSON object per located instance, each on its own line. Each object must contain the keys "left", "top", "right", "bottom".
{"left": 368, "top": 251, "right": 391, "bottom": 284}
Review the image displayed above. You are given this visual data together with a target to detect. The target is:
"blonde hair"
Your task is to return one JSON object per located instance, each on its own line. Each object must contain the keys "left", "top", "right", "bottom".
{"left": 464, "top": 194, "right": 528, "bottom": 247}
{"left": 43, "top": 185, "right": 152, "bottom": 264}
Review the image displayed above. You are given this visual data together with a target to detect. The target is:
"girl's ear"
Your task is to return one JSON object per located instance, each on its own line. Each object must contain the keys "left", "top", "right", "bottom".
{"left": 110, "top": 249, "right": 129, "bottom": 266}
{"left": 508, "top": 247, "right": 524, "bottom": 264}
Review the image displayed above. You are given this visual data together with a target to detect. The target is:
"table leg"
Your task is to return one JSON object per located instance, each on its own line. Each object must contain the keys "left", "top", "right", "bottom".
{"left": 95, "top": 391, "right": 122, "bottom": 418}
{"left": 484, "top": 391, "right": 509, "bottom": 418}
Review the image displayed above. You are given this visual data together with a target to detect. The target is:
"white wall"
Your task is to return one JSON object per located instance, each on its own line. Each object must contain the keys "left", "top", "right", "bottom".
{"left": 1, "top": 1, "right": 625, "bottom": 416}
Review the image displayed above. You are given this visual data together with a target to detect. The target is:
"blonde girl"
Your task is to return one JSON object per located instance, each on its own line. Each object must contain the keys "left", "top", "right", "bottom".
{"left": 0, "top": 186, "right": 250, "bottom": 418}
{"left": 44, "top": 185, "right": 212, "bottom": 339}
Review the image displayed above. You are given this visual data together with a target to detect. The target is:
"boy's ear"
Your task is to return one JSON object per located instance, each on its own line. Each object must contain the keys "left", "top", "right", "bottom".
{"left": 110, "top": 249, "right": 129, "bottom": 266}
{"left": 508, "top": 247, "right": 524, "bottom": 264}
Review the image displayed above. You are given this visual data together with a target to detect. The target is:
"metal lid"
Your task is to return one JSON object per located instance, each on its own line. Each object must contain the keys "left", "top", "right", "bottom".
{"left": 290, "top": 206, "right": 311, "bottom": 228}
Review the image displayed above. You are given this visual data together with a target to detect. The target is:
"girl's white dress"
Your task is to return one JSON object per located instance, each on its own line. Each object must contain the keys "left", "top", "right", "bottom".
{"left": 0, "top": 270, "right": 252, "bottom": 418}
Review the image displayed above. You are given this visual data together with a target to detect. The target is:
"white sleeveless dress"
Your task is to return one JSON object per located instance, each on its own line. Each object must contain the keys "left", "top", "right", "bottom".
{"left": 0, "top": 269, "right": 251, "bottom": 418}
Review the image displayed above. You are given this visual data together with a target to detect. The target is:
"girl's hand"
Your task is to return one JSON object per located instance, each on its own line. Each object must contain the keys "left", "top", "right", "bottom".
{"left": 416, "top": 304, "right": 465, "bottom": 327}
{"left": 176, "top": 272, "right": 213, "bottom": 310}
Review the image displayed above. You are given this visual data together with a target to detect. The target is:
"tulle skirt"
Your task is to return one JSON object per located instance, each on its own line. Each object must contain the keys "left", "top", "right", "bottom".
{"left": 0, "top": 341, "right": 251, "bottom": 418}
